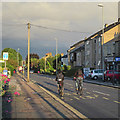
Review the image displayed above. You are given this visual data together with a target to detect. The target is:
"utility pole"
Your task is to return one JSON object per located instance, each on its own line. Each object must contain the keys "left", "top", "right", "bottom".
{"left": 27, "top": 23, "right": 30, "bottom": 82}
{"left": 55, "top": 38, "right": 58, "bottom": 75}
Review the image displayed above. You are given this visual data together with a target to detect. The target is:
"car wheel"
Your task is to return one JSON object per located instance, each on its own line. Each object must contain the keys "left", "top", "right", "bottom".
{"left": 93, "top": 76, "right": 98, "bottom": 80}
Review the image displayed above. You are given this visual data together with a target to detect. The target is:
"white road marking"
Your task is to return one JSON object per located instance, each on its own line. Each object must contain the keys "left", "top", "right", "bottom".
{"left": 93, "top": 90, "right": 110, "bottom": 96}
{"left": 74, "top": 96, "right": 80, "bottom": 100}
{"left": 114, "top": 101, "right": 120, "bottom": 104}
{"left": 102, "top": 97, "right": 109, "bottom": 100}
{"left": 66, "top": 83, "right": 72, "bottom": 86}
{"left": 85, "top": 96, "right": 95, "bottom": 99}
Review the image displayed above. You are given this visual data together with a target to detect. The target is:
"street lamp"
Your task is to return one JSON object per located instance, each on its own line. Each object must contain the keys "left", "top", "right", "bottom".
{"left": 98, "top": 4, "right": 105, "bottom": 80}
{"left": 27, "top": 23, "right": 30, "bottom": 82}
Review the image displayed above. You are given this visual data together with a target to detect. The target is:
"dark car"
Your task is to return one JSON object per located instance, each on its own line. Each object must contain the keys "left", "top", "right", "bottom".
{"left": 104, "top": 70, "right": 120, "bottom": 83}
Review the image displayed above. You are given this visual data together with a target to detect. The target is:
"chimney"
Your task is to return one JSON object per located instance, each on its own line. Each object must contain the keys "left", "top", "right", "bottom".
{"left": 118, "top": 18, "right": 120, "bottom": 22}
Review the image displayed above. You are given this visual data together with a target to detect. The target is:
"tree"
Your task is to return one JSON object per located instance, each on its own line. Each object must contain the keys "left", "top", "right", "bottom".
{"left": 1, "top": 48, "right": 23, "bottom": 75}
{"left": 53, "top": 54, "right": 62, "bottom": 70}
{"left": 2, "top": 48, "right": 22, "bottom": 69}
{"left": 26, "top": 53, "right": 39, "bottom": 64}
{"left": 39, "top": 58, "right": 45, "bottom": 70}
{"left": 26, "top": 53, "right": 39, "bottom": 70}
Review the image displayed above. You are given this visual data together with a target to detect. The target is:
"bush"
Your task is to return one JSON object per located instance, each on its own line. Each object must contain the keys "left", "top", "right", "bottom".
{"left": 67, "top": 65, "right": 71, "bottom": 71}
{"left": 64, "top": 66, "right": 82, "bottom": 77}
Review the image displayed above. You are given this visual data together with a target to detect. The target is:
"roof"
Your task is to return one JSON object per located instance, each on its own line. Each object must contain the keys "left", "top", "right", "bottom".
{"left": 67, "top": 20, "right": 120, "bottom": 53}
{"left": 85, "top": 21, "right": 120, "bottom": 41}
{"left": 70, "top": 39, "right": 85, "bottom": 48}
{"left": 61, "top": 55, "right": 67, "bottom": 58}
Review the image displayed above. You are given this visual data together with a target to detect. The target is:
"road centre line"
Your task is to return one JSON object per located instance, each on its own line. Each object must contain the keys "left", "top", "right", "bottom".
{"left": 85, "top": 96, "right": 95, "bottom": 99}
{"left": 102, "top": 97, "right": 109, "bottom": 100}
{"left": 66, "top": 83, "right": 72, "bottom": 86}
{"left": 114, "top": 101, "right": 120, "bottom": 104}
{"left": 80, "top": 96, "right": 86, "bottom": 99}
{"left": 93, "top": 90, "right": 110, "bottom": 96}
{"left": 74, "top": 96, "right": 80, "bottom": 100}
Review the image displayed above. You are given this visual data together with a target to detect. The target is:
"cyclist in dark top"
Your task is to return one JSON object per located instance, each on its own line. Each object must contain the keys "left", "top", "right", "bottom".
{"left": 56, "top": 70, "right": 64, "bottom": 97}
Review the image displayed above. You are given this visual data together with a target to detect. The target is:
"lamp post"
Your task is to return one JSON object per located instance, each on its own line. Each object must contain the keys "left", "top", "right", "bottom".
{"left": 27, "top": 23, "right": 30, "bottom": 82}
{"left": 98, "top": 4, "right": 105, "bottom": 81}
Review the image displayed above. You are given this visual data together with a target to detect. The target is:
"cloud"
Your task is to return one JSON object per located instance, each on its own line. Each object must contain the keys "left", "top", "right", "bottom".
{"left": 2, "top": 2, "right": 118, "bottom": 58}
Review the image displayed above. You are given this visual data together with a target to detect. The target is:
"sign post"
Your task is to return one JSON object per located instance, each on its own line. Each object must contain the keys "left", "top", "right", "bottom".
{"left": 3, "top": 52, "right": 8, "bottom": 70}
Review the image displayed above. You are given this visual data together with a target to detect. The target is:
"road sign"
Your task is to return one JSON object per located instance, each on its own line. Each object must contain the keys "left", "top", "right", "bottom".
{"left": 115, "top": 57, "right": 120, "bottom": 62}
{"left": 3, "top": 52, "right": 8, "bottom": 60}
{"left": 3, "top": 70, "right": 8, "bottom": 76}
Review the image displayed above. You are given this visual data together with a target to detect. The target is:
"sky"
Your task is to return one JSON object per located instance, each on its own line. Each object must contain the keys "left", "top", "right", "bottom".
{"left": 1, "top": 1, "right": 119, "bottom": 59}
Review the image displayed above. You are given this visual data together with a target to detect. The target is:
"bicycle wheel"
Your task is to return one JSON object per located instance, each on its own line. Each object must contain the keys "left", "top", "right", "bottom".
{"left": 59, "top": 84, "right": 62, "bottom": 97}
{"left": 78, "top": 82, "right": 83, "bottom": 95}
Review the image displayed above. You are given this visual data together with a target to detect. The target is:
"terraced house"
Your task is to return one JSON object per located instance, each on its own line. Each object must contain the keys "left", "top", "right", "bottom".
{"left": 67, "top": 40, "right": 85, "bottom": 67}
{"left": 67, "top": 18, "right": 120, "bottom": 71}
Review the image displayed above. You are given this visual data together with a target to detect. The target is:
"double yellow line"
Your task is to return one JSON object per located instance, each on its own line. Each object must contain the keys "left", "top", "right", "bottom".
{"left": 17, "top": 73, "right": 89, "bottom": 119}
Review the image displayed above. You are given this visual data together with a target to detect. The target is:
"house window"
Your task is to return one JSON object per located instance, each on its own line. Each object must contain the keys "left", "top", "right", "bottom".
{"left": 99, "top": 37, "right": 101, "bottom": 46}
{"left": 94, "top": 40, "right": 96, "bottom": 43}
{"left": 86, "top": 50, "right": 90, "bottom": 55}
{"left": 74, "top": 53, "right": 76, "bottom": 61}
{"left": 99, "top": 48, "right": 101, "bottom": 54}
{"left": 107, "top": 45, "right": 111, "bottom": 55}
{"left": 87, "top": 41, "right": 89, "bottom": 45}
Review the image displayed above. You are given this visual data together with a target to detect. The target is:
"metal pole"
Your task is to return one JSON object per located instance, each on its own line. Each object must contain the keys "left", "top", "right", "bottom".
{"left": 5, "top": 60, "right": 6, "bottom": 70}
{"left": 98, "top": 4, "right": 104, "bottom": 81}
{"left": 55, "top": 38, "right": 58, "bottom": 74}
{"left": 27, "top": 23, "right": 30, "bottom": 82}
{"left": 102, "top": 6, "right": 105, "bottom": 81}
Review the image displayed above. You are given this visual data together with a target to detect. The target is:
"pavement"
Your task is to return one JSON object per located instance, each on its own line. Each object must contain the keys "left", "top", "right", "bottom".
{"left": 2, "top": 74, "right": 87, "bottom": 119}
{"left": 2, "top": 73, "right": 119, "bottom": 119}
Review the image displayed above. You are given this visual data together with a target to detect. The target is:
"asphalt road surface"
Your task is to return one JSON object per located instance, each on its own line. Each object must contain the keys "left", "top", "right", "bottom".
{"left": 24, "top": 72, "right": 119, "bottom": 119}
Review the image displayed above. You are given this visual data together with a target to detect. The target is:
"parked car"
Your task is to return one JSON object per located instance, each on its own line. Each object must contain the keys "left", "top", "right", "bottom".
{"left": 18, "top": 66, "right": 23, "bottom": 72}
{"left": 104, "top": 70, "right": 120, "bottom": 83}
{"left": 30, "top": 70, "right": 34, "bottom": 74}
{"left": 89, "top": 69, "right": 105, "bottom": 80}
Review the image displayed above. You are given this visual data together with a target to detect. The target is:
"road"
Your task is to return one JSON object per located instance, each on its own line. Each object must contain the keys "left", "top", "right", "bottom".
{"left": 24, "top": 72, "right": 119, "bottom": 119}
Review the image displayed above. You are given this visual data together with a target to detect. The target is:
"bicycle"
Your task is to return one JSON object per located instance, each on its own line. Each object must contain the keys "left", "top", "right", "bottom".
{"left": 58, "top": 83, "right": 62, "bottom": 97}
{"left": 77, "top": 79, "right": 83, "bottom": 95}
{"left": 57, "top": 79, "right": 64, "bottom": 98}
{"left": 74, "top": 77, "right": 83, "bottom": 95}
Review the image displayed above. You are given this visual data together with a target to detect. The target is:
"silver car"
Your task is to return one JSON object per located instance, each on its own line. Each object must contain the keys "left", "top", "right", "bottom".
{"left": 89, "top": 69, "right": 105, "bottom": 80}
{"left": 30, "top": 70, "right": 34, "bottom": 74}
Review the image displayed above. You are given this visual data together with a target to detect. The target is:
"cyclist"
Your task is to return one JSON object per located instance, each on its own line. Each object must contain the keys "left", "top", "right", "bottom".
{"left": 56, "top": 70, "right": 64, "bottom": 97}
{"left": 74, "top": 69, "right": 84, "bottom": 95}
